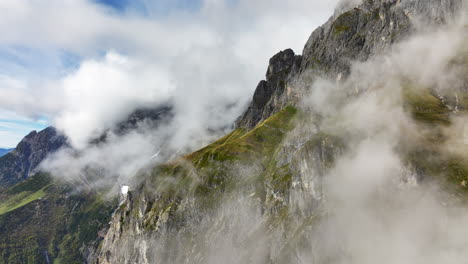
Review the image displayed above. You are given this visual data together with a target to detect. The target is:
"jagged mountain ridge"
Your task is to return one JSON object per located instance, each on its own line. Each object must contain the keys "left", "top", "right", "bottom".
{"left": 0, "top": 105, "right": 172, "bottom": 189}
{"left": 96, "top": 0, "right": 468, "bottom": 263}
{"left": 0, "top": 106, "right": 173, "bottom": 263}
{"left": 236, "top": 0, "right": 464, "bottom": 130}
{"left": 0, "top": 0, "right": 465, "bottom": 263}
{"left": 0, "top": 127, "right": 67, "bottom": 188}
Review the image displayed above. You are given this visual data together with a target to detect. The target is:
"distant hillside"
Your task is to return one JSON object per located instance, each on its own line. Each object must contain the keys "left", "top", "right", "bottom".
{"left": 0, "top": 127, "right": 67, "bottom": 187}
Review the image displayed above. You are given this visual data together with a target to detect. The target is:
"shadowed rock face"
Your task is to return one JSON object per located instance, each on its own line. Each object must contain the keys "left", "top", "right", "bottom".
{"left": 96, "top": 1, "right": 466, "bottom": 263}
{"left": 235, "top": 49, "right": 302, "bottom": 129}
{"left": 301, "top": 0, "right": 464, "bottom": 78}
{"left": 115, "top": 106, "right": 173, "bottom": 133}
{"left": 0, "top": 127, "right": 67, "bottom": 187}
{"left": 236, "top": 0, "right": 464, "bottom": 131}
{"left": 0, "top": 106, "right": 173, "bottom": 188}
{"left": 91, "top": 105, "right": 173, "bottom": 144}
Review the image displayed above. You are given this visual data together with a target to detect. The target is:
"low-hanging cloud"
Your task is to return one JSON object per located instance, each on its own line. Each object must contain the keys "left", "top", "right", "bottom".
{"left": 0, "top": 0, "right": 340, "bottom": 150}
{"left": 55, "top": 52, "right": 174, "bottom": 149}
{"left": 101, "top": 8, "right": 468, "bottom": 263}
{"left": 13, "top": 0, "right": 340, "bottom": 192}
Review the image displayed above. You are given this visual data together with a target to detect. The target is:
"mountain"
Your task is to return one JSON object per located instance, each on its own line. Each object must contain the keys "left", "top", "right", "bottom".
{"left": 0, "top": 106, "right": 173, "bottom": 189}
{"left": 0, "top": 106, "right": 173, "bottom": 263}
{"left": 1, "top": 0, "right": 467, "bottom": 263}
{"left": 0, "top": 174, "right": 115, "bottom": 264}
{"left": 0, "top": 127, "right": 67, "bottom": 188}
{"left": 96, "top": 0, "right": 468, "bottom": 263}
{"left": 0, "top": 149, "right": 13, "bottom": 158}
{"left": 90, "top": 105, "right": 173, "bottom": 144}
{"left": 0, "top": 128, "right": 112, "bottom": 264}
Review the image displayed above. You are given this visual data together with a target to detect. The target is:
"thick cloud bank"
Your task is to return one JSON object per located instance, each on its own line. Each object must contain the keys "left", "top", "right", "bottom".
{"left": 7, "top": 0, "right": 337, "bottom": 190}
{"left": 0, "top": 0, "right": 339, "bottom": 150}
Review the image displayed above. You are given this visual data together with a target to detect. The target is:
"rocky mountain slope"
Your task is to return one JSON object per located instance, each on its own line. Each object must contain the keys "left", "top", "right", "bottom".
{"left": 236, "top": 0, "right": 464, "bottom": 130}
{"left": 96, "top": 0, "right": 468, "bottom": 263}
{"left": 0, "top": 105, "right": 172, "bottom": 189}
{"left": 0, "top": 106, "right": 173, "bottom": 263}
{"left": 0, "top": 174, "right": 115, "bottom": 264}
{"left": 1, "top": 0, "right": 467, "bottom": 263}
{"left": 0, "top": 127, "right": 67, "bottom": 188}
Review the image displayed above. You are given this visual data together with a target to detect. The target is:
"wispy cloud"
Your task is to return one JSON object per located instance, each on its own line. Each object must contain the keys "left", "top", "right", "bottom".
{"left": 0, "top": 0, "right": 339, "bottom": 150}
{"left": 0, "top": 109, "right": 47, "bottom": 147}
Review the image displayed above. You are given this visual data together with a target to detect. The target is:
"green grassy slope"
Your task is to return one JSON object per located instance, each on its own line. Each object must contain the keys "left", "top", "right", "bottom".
{"left": 136, "top": 105, "right": 299, "bottom": 231}
{"left": 0, "top": 174, "right": 115, "bottom": 264}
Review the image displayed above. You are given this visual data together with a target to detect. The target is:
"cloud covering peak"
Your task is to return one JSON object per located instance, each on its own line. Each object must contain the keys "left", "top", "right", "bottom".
{"left": 0, "top": 0, "right": 340, "bottom": 149}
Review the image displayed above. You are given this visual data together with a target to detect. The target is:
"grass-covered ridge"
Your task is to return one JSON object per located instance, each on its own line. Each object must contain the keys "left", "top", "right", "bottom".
{"left": 186, "top": 105, "right": 298, "bottom": 164}
{"left": 133, "top": 106, "right": 299, "bottom": 231}
{"left": 0, "top": 174, "right": 52, "bottom": 216}
{"left": 0, "top": 188, "right": 48, "bottom": 216}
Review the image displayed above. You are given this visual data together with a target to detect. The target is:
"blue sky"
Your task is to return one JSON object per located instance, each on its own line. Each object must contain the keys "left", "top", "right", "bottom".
{"left": 0, "top": 0, "right": 201, "bottom": 147}
{"left": 95, "top": 0, "right": 202, "bottom": 15}
{"left": 0, "top": 0, "right": 336, "bottom": 148}
{"left": 0, "top": 111, "right": 48, "bottom": 148}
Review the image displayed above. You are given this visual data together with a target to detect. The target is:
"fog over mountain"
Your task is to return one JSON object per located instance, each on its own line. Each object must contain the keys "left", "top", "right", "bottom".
{"left": 1, "top": 0, "right": 468, "bottom": 263}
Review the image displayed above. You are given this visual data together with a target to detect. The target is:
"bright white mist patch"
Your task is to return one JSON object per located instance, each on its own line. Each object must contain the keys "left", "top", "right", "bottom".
{"left": 121, "top": 185, "right": 129, "bottom": 195}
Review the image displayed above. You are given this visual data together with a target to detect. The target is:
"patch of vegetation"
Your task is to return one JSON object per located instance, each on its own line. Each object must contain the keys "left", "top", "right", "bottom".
{"left": 334, "top": 24, "right": 351, "bottom": 35}
{"left": 0, "top": 187, "right": 48, "bottom": 216}
{"left": 139, "top": 106, "right": 299, "bottom": 230}
{"left": 402, "top": 85, "right": 451, "bottom": 125}
{"left": 332, "top": 10, "right": 355, "bottom": 36}
{"left": 6, "top": 173, "right": 52, "bottom": 195}
{"left": 0, "top": 173, "right": 116, "bottom": 264}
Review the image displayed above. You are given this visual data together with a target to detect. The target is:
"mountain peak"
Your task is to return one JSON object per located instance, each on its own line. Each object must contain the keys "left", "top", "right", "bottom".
{"left": 0, "top": 127, "right": 67, "bottom": 187}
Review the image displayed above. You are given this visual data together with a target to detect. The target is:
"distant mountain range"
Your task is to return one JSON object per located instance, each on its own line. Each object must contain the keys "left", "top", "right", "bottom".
{"left": 0, "top": 149, "right": 13, "bottom": 157}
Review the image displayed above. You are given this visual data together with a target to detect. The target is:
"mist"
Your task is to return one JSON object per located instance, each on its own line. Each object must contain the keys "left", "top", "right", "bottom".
{"left": 22, "top": 0, "right": 339, "bottom": 191}
{"left": 95, "top": 4, "right": 468, "bottom": 263}
{"left": 11, "top": 0, "right": 468, "bottom": 263}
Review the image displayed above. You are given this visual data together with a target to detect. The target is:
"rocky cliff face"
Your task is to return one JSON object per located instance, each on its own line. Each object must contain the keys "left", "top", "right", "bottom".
{"left": 235, "top": 49, "right": 302, "bottom": 129}
{"left": 114, "top": 106, "right": 173, "bottom": 134}
{"left": 96, "top": 0, "right": 468, "bottom": 263}
{"left": 0, "top": 127, "right": 67, "bottom": 188}
{"left": 0, "top": 106, "right": 174, "bottom": 263}
{"left": 301, "top": 0, "right": 463, "bottom": 77}
{"left": 236, "top": 0, "right": 465, "bottom": 130}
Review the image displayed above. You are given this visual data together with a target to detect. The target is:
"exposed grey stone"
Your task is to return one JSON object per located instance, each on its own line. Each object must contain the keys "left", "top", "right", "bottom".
{"left": 0, "top": 127, "right": 67, "bottom": 187}
{"left": 235, "top": 49, "right": 302, "bottom": 129}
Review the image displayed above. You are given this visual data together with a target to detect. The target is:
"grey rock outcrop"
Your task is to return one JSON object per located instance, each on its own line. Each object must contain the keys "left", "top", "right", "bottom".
{"left": 96, "top": 0, "right": 465, "bottom": 263}
{"left": 115, "top": 106, "right": 173, "bottom": 133}
{"left": 235, "top": 49, "right": 302, "bottom": 129}
{"left": 236, "top": 0, "right": 465, "bottom": 130}
{"left": 301, "top": 0, "right": 464, "bottom": 78}
{"left": 91, "top": 105, "right": 173, "bottom": 145}
{"left": 0, "top": 127, "right": 67, "bottom": 187}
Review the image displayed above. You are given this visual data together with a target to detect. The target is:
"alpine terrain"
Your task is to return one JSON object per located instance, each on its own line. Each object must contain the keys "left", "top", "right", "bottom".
{"left": 1, "top": 0, "right": 468, "bottom": 263}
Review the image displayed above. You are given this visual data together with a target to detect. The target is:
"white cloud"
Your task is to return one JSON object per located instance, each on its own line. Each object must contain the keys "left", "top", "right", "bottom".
{"left": 0, "top": 130, "right": 25, "bottom": 148}
{"left": 0, "top": 109, "right": 47, "bottom": 147}
{"left": 55, "top": 52, "right": 174, "bottom": 148}
{"left": 0, "top": 0, "right": 339, "bottom": 150}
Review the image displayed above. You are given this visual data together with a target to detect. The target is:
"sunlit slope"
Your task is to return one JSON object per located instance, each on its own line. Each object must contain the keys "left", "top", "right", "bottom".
{"left": 0, "top": 174, "right": 115, "bottom": 264}
{"left": 99, "top": 76, "right": 468, "bottom": 263}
